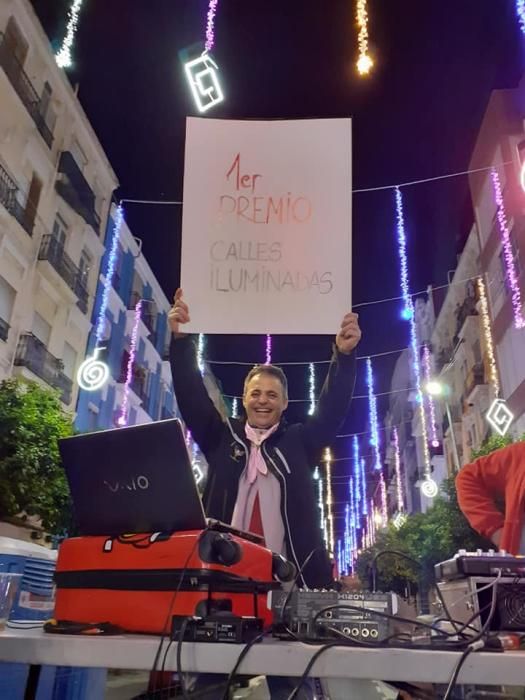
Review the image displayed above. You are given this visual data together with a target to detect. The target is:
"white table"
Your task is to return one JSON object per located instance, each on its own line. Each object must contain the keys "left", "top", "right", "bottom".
{"left": 0, "top": 627, "right": 524, "bottom": 687}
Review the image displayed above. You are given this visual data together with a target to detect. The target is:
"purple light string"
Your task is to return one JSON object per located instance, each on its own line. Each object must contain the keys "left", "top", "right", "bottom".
{"left": 205, "top": 0, "right": 219, "bottom": 52}
{"left": 422, "top": 345, "right": 440, "bottom": 448}
{"left": 491, "top": 168, "right": 525, "bottom": 329}
{"left": 95, "top": 205, "right": 123, "bottom": 345}
{"left": 360, "top": 458, "right": 368, "bottom": 515}
{"left": 366, "top": 357, "right": 382, "bottom": 470}
{"left": 393, "top": 428, "right": 405, "bottom": 513}
{"left": 117, "top": 299, "right": 142, "bottom": 427}
{"left": 265, "top": 334, "right": 272, "bottom": 364}
{"left": 517, "top": 0, "right": 525, "bottom": 34}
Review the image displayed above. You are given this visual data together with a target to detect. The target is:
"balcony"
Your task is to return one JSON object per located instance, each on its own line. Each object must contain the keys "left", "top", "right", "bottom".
{"left": 0, "top": 161, "right": 34, "bottom": 236}
{"left": 55, "top": 151, "right": 100, "bottom": 231}
{"left": 130, "top": 374, "right": 147, "bottom": 402}
{"left": 0, "top": 317, "right": 9, "bottom": 341}
{"left": 454, "top": 296, "right": 478, "bottom": 343}
{"left": 14, "top": 334, "right": 72, "bottom": 404}
{"left": 435, "top": 346, "right": 454, "bottom": 373}
{"left": 0, "top": 32, "right": 54, "bottom": 148}
{"left": 463, "top": 363, "right": 486, "bottom": 405}
{"left": 38, "top": 235, "right": 89, "bottom": 314}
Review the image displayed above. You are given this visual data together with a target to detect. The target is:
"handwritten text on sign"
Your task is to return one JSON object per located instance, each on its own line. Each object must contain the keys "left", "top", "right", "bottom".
{"left": 181, "top": 118, "right": 352, "bottom": 334}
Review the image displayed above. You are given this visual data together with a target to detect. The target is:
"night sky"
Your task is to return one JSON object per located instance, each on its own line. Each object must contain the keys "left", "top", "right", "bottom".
{"left": 30, "top": 0, "right": 524, "bottom": 531}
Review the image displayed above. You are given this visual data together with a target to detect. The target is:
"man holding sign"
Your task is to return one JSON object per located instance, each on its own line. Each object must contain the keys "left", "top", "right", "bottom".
{"left": 168, "top": 288, "right": 361, "bottom": 698}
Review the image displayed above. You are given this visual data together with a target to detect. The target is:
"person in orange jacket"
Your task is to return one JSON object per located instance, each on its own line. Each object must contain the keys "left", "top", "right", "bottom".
{"left": 456, "top": 441, "right": 525, "bottom": 553}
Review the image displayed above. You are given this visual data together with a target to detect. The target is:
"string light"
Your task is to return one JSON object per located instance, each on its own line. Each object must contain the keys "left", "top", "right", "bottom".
{"left": 344, "top": 504, "right": 351, "bottom": 575}
{"left": 356, "top": 0, "right": 374, "bottom": 75}
{"left": 55, "top": 0, "right": 83, "bottom": 69}
{"left": 366, "top": 357, "right": 382, "bottom": 471}
{"left": 205, "top": 0, "right": 219, "bottom": 52}
{"left": 232, "top": 397, "right": 239, "bottom": 418}
{"left": 197, "top": 334, "right": 205, "bottom": 374}
{"left": 352, "top": 436, "right": 361, "bottom": 513}
{"left": 77, "top": 347, "right": 109, "bottom": 392}
{"left": 308, "top": 363, "right": 316, "bottom": 415}
{"left": 265, "top": 335, "right": 272, "bottom": 364}
{"left": 422, "top": 345, "right": 440, "bottom": 448}
{"left": 491, "top": 168, "right": 525, "bottom": 329}
{"left": 517, "top": 0, "right": 525, "bottom": 34}
{"left": 324, "top": 448, "right": 335, "bottom": 553}
{"left": 316, "top": 469, "right": 328, "bottom": 547}
{"left": 337, "top": 540, "right": 343, "bottom": 577}
{"left": 360, "top": 458, "right": 368, "bottom": 515}
{"left": 477, "top": 276, "right": 500, "bottom": 397}
{"left": 393, "top": 428, "right": 404, "bottom": 514}
{"left": 379, "top": 471, "right": 388, "bottom": 527}
{"left": 95, "top": 206, "right": 123, "bottom": 345}
{"left": 395, "top": 188, "right": 412, "bottom": 320}
{"left": 117, "top": 299, "right": 142, "bottom": 427}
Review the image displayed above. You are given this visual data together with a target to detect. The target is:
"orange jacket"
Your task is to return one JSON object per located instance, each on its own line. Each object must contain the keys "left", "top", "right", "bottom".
{"left": 456, "top": 442, "right": 525, "bottom": 554}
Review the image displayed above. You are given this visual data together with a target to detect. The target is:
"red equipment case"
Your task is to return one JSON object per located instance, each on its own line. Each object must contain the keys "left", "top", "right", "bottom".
{"left": 54, "top": 529, "right": 281, "bottom": 634}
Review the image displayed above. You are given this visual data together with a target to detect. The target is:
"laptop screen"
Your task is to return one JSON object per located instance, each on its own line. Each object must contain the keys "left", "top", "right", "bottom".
{"left": 59, "top": 419, "right": 207, "bottom": 536}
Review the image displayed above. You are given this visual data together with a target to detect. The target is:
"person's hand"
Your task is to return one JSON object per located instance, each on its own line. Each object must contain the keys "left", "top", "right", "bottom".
{"left": 491, "top": 528, "right": 502, "bottom": 549}
{"left": 168, "top": 288, "right": 190, "bottom": 336}
{"left": 336, "top": 312, "right": 361, "bottom": 355}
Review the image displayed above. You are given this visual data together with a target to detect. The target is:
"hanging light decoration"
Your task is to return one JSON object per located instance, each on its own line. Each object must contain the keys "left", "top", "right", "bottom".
{"left": 517, "top": 0, "right": 525, "bottom": 34}
{"left": 308, "top": 363, "right": 316, "bottom": 415}
{"left": 265, "top": 335, "right": 272, "bottom": 364}
{"left": 197, "top": 334, "right": 206, "bottom": 374}
{"left": 491, "top": 168, "right": 525, "bottom": 329}
{"left": 231, "top": 397, "right": 239, "bottom": 418}
{"left": 393, "top": 428, "right": 405, "bottom": 515}
{"left": 356, "top": 0, "right": 374, "bottom": 75}
{"left": 366, "top": 358, "right": 382, "bottom": 471}
{"left": 204, "top": 0, "right": 219, "bottom": 52}
{"left": 422, "top": 345, "right": 440, "bottom": 448}
{"left": 477, "top": 275, "right": 500, "bottom": 397}
{"left": 55, "top": 0, "right": 84, "bottom": 69}
{"left": 360, "top": 457, "right": 368, "bottom": 515}
{"left": 315, "top": 467, "right": 327, "bottom": 546}
{"left": 117, "top": 300, "right": 142, "bottom": 427}
{"left": 379, "top": 471, "right": 388, "bottom": 527}
{"left": 324, "top": 448, "right": 335, "bottom": 553}
{"left": 395, "top": 188, "right": 413, "bottom": 320}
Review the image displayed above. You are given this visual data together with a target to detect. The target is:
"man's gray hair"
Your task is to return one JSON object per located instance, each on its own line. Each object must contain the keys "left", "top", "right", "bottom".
{"left": 243, "top": 364, "right": 288, "bottom": 400}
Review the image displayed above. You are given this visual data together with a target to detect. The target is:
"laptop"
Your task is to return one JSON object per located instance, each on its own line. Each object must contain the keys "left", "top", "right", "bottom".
{"left": 59, "top": 419, "right": 207, "bottom": 536}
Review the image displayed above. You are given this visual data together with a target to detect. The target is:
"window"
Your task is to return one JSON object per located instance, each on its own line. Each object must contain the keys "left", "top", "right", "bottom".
{"left": 4, "top": 17, "right": 28, "bottom": 66}
{"left": 32, "top": 312, "right": 51, "bottom": 346}
{"left": 52, "top": 214, "right": 68, "bottom": 248}
{"left": 23, "top": 174, "right": 42, "bottom": 232}
{"left": 78, "top": 248, "right": 92, "bottom": 288}
{"left": 0, "top": 276, "right": 16, "bottom": 340}
{"left": 70, "top": 139, "right": 87, "bottom": 171}
{"left": 62, "top": 342, "right": 77, "bottom": 379}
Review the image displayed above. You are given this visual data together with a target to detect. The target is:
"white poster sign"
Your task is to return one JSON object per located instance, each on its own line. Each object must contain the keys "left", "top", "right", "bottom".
{"left": 180, "top": 117, "right": 352, "bottom": 334}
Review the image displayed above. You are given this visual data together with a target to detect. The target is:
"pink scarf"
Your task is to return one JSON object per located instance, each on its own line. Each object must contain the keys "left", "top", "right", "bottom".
{"left": 244, "top": 423, "right": 279, "bottom": 484}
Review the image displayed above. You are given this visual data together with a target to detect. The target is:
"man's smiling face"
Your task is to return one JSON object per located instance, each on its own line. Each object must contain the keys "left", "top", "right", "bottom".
{"left": 243, "top": 373, "right": 288, "bottom": 429}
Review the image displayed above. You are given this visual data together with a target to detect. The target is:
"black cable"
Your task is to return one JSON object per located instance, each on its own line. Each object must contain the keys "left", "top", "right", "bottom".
{"left": 220, "top": 629, "right": 269, "bottom": 700}
{"left": 176, "top": 617, "right": 192, "bottom": 700}
{"left": 442, "top": 646, "right": 475, "bottom": 700}
{"left": 285, "top": 641, "right": 343, "bottom": 700}
{"left": 150, "top": 534, "right": 203, "bottom": 693}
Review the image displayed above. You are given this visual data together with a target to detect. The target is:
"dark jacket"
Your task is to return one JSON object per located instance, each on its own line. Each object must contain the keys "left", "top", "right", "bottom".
{"left": 169, "top": 335, "right": 357, "bottom": 588}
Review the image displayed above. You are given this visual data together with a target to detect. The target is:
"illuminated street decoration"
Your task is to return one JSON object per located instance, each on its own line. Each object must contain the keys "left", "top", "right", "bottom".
{"left": 117, "top": 300, "right": 142, "bottom": 427}
{"left": 395, "top": 188, "right": 412, "bottom": 320}
{"left": 308, "top": 363, "right": 316, "bottom": 415}
{"left": 184, "top": 53, "right": 224, "bottom": 113}
{"left": 366, "top": 357, "right": 382, "bottom": 471}
{"left": 197, "top": 334, "right": 206, "bottom": 374}
{"left": 56, "top": 0, "right": 83, "bottom": 68}
{"left": 324, "top": 448, "right": 335, "bottom": 553}
{"left": 232, "top": 397, "right": 239, "bottom": 418}
{"left": 491, "top": 168, "right": 525, "bottom": 329}
{"left": 517, "top": 0, "right": 525, "bottom": 34}
{"left": 422, "top": 345, "right": 440, "bottom": 448}
{"left": 421, "top": 477, "right": 438, "bottom": 499}
{"left": 356, "top": 0, "right": 374, "bottom": 75}
{"left": 77, "top": 347, "right": 109, "bottom": 392}
{"left": 205, "top": 0, "right": 219, "bottom": 52}
{"left": 265, "top": 335, "right": 272, "bottom": 365}
{"left": 487, "top": 399, "right": 514, "bottom": 437}
{"left": 477, "top": 276, "right": 500, "bottom": 397}
{"left": 393, "top": 428, "right": 405, "bottom": 514}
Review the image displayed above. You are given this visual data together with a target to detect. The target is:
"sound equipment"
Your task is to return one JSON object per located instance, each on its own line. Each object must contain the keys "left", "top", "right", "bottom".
{"left": 435, "top": 550, "right": 525, "bottom": 581}
{"left": 271, "top": 589, "right": 398, "bottom": 642}
{"left": 171, "top": 614, "right": 263, "bottom": 643}
{"left": 53, "top": 528, "right": 293, "bottom": 634}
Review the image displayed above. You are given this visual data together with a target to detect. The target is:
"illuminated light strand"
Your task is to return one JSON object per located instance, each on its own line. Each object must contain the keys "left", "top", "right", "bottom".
{"left": 360, "top": 458, "right": 368, "bottom": 515}
{"left": 324, "top": 448, "right": 335, "bottom": 553}
{"left": 407, "top": 298, "right": 432, "bottom": 480}
{"left": 349, "top": 476, "right": 357, "bottom": 568}
{"left": 352, "top": 436, "right": 361, "bottom": 510}
{"left": 366, "top": 357, "right": 382, "bottom": 470}
{"left": 117, "top": 300, "right": 142, "bottom": 427}
{"left": 204, "top": 0, "right": 219, "bottom": 52}
{"left": 344, "top": 504, "right": 351, "bottom": 574}
{"left": 491, "top": 168, "right": 525, "bottom": 329}
{"left": 317, "top": 470, "right": 327, "bottom": 547}
{"left": 356, "top": 0, "right": 374, "bottom": 75}
{"left": 197, "top": 334, "right": 205, "bottom": 374}
{"left": 477, "top": 276, "right": 500, "bottom": 397}
{"left": 55, "top": 0, "right": 83, "bottom": 69}
{"left": 379, "top": 471, "right": 388, "bottom": 527}
{"left": 422, "top": 345, "right": 440, "bottom": 448}
{"left": 517, "top": 0, "right": 525, "bottom": 33}
{"left": 308, "top": 363, "right": 316, "bottom": 415}
{"left": 395, "top": 187, "right": 412, "bottom": 320}
{"left": 95, "top": 206, "right": 123, "bottom": 345}
{"left": 265, "top": 334, "right": 272, "bottom": 364}
{"left": 393, "top": 428, "right": 404, "bottom": 513}
{"left": 231, "top": 397, "right": 239, "bottom": 418}
{"left": 337, "top": 540, "right": 343, "bottom": 578}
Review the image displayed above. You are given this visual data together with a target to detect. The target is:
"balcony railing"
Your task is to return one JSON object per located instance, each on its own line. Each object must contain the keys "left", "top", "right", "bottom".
{"left": 463, "top": 362, "right": 485, "bottom": 403}
{"left": 0, "top": 317, "right": 9, "bottom": 342}
{"left": 130, "top": 375, "right": 147, "bottom": 401}
{"left": 0, "top": 161, "right": 34, "bottom": 236}
{"left": 14, "top": 334, "right": 72, "bottom": 404}
{"left": 55, "top": 152, "right": 100, "bottom": 231}
{"left": 38, "top": 235, "right": 89, "bottom": 314}
{"left": 0, "top": 32, "right": 54, "bottom": 148}
{"left": 454, "top": 295, "right": 478, "bottom": 341}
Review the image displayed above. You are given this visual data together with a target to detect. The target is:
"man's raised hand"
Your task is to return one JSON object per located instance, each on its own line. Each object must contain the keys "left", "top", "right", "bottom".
{"left": 168, "top": 288, "right": 191, "bottom": 336}
{"left": 336, "top": 312, "right": 361, "bottom": 355}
